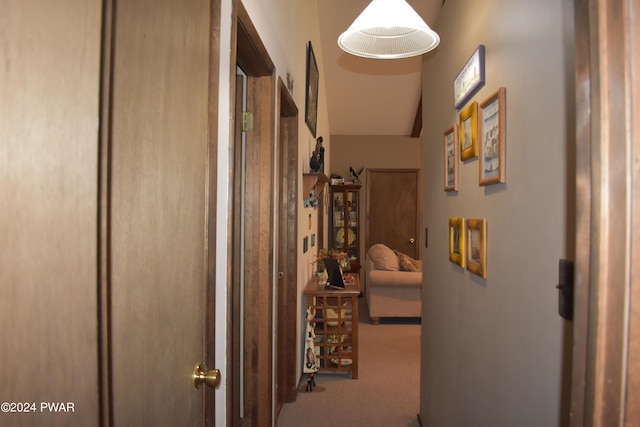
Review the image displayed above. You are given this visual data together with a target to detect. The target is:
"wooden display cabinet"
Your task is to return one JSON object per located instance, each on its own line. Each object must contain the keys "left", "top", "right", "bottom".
{"left": 329, "top": 183, "right": 361, "bottom": 273}
{"left": 304, "top": 274, "right": 361, "bottom": 379}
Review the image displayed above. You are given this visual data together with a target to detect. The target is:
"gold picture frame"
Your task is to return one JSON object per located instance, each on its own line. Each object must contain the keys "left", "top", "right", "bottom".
{"left": 465, "top": 218, "right": 487, "bottom": 278}
{"left": 448, "top": 217, "right": 465, "bottom": 267}
{"left": 444, "top": 125, "right": 459, "bottom": 191}
{"left": 459, "top": 101, "right": 478, "bottom": 161}
{"left": 479, "top": 87, "right": 507, "bottom": 185}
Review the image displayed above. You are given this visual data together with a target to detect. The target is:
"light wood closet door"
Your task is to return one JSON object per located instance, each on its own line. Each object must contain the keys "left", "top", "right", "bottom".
{"left": 1, "top": 1, "right": 219, "bottom": 425}
{"left": 108, "top": 0, "right": 215, "bottom": 424}
{"left": 1, "top": 2, "right": 102, "bottom": 425}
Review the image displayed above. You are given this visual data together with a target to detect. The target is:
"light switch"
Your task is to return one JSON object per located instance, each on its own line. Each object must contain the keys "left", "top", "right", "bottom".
{"left": 425, "top": 227, "right": 428, "bottom": 248}
{"left": 557, "top": 259, "right": 574, "bottom": 320}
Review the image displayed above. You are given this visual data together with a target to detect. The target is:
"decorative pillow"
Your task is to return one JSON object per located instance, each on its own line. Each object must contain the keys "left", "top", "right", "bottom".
{"left": 368, "top": 244, "right": 400, "bottom": 271}
{"left": 394, "top": 250, "right": 421, "bottom": 272}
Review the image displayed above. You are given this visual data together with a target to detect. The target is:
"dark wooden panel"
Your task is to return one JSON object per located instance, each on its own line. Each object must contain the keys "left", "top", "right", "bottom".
{"left": 236, "top": 2, "right": 274, "bottom": 76}
{"left": 231, "top": 5, "right": 276, "bottom": 426}
{"left": 411, "top": 95, "right": 422, "bottom": 138}
{"left": 276, "top": 77, "right": 299, "bottom": 411}
{"left": 242, "top": 74, "right": 275, "bottom": 427}
{"left": 367, "top": 169, "right": 420, "bottom": 259}
{"left": 572, "top": 0, "right": 640, "bottom": 425}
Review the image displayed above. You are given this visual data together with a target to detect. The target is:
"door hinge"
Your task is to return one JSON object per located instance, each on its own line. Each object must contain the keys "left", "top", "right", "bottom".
{"left": 242, "top": 112, "right": 253, "bottom": 131}
{"left": 240, "top": 418, "right": 251, "bottom": 427}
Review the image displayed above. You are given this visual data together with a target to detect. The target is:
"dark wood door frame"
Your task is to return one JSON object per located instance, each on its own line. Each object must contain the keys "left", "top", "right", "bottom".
{"left": 571, "top": 0, "right": 640, "bottom": 424}
{"left": 228, "top": 2, "right": 276, "bottom": 426}
{"left": 276, "top": 77, "right": 299, "bottom": 412}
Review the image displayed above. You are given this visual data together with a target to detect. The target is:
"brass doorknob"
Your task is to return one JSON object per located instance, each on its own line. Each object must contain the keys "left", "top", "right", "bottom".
{"left": 193, "top": 363, "right": 221, "bottom": 389}
{"left": 409, "top": 237, "right": 415, "bottom": 244}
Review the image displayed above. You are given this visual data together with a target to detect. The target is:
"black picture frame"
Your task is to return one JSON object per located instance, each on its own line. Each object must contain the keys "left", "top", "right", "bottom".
{"left": 323, "top": 257, "right": 345, "bottom": 289}
{"left": 454, "top": 45, "right": 486, "bottom": 110}
{"left": 305, "top": 41, "right": 319, "bottom": 137}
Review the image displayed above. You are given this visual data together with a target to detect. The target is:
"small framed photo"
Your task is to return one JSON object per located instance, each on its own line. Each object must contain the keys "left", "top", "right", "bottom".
{"left": 454, "top": 45, "right": 485, "bottom": 110}
{"left": 465, "top": 218, "right": 487, "bottom": 278}
{"left": 459, "top": 101, "right": 478, "bottom": 161}
{"left": 448, "top": 217, "right": 465, "bottom": 267}
{"left": 444, "top": 125, "right": 459, "bottom": 191}
{"left": 479, "top": 87, "right": 507, "bottom": 185}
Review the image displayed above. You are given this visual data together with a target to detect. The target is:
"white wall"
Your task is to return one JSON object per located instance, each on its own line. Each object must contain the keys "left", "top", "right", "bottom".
{"left": 420, "top": 0, "right": 575, "bottom": 425}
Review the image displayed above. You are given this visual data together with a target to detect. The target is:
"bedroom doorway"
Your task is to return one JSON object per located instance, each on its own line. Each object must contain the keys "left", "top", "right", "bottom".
{"left": 229, "top": 2, "right": 276, "bottom": 425}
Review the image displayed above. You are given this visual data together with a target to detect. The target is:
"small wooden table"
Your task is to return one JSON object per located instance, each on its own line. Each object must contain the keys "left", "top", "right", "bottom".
{"left": 304, "top": 274, "right": 361, "bottom": 379}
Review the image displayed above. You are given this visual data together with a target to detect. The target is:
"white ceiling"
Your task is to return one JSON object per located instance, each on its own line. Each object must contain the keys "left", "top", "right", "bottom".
{"left": 317, "top": 0, "right": 443, "bottom": 136}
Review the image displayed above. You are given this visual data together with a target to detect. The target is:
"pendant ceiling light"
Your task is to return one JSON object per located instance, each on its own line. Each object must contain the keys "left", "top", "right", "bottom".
{"left": 338, "top": 0, "right": 440, "bottom": 59}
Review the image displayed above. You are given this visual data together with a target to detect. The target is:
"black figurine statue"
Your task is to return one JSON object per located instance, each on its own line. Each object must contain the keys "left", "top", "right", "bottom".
{"left": 310, "top": 136, "right": 324, "bottom": 173}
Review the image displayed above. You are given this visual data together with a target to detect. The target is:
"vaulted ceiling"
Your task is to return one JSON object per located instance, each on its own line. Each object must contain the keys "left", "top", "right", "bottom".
{"left": 317, "top": 0, "right": 443, "bottom": 136}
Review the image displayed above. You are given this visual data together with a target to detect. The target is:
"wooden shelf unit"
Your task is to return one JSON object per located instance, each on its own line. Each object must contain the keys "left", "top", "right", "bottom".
{"left": 302, "top": 172, "right": 329, "bottom": 199}
{"left": 304, "top": 274, "right": 361, "bottom": 379}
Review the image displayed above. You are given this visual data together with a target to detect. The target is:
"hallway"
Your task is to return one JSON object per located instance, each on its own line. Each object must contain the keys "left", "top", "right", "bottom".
{"left": 278, "top": 299, "right": 421, "bottom": 427}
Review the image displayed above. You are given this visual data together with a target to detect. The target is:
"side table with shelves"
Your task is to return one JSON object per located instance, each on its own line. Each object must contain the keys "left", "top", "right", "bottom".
{"left": 304, "top": 273, "right": 361, "bottom": 379}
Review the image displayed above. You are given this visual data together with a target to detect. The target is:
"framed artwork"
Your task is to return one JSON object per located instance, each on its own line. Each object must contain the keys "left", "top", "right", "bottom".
{"left": 454, "top": 45, "right": 485, "bottom": 110}
{"left": 444, "top": 125, "right": 459, "bottom": 191}
{"left": 479, "top": 87, "right": 507, "bottom": 185}
{"left": 465, "top": 218, "right": 487, "bottom": 278}
{"left": 448, "top": 217, "right": 465, "bottom": 267}
{"left": 459, "top": 101, "right": 478, "bottom": 161}
{"left": 305, "top": 41, "right": 319, "bottom": 137}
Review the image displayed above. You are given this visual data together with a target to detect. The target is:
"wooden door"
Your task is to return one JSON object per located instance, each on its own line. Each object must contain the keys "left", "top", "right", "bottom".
{"left": 1, "top": 1, "right": 219, "bottom": 425}
{"left": 107, "top": 0, "right": 217, "bottom": 425}
{"left": 276, "top": 78, "right": 299, "bottom": 412}
{"left": 366, "top": 169, "right": 421, "bottom": 258}
{"left": 1, "top": 2, "right": 103, "bottom": 426}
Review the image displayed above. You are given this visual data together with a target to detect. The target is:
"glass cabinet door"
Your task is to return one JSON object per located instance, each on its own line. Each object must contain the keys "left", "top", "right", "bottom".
{"left": 330, "top": 184, "right": 361, "bottom": 272}
{"left": 346, "top": 190, "right": 358, "bottom": 262}
{"left": 332, "top": 191, "right": 344, "bottom": 254}
{"left": 333, "top": 192, "right": 344, "bottom": 228}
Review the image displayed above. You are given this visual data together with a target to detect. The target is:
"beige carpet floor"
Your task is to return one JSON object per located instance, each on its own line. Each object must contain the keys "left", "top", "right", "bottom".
{"left": 277, "top": 298, "right": 421, "bottom": 427}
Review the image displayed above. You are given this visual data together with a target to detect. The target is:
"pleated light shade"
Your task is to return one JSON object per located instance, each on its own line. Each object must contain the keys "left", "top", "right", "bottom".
{"left": 337, "top": 0, "right": 440, "bottom": 59}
